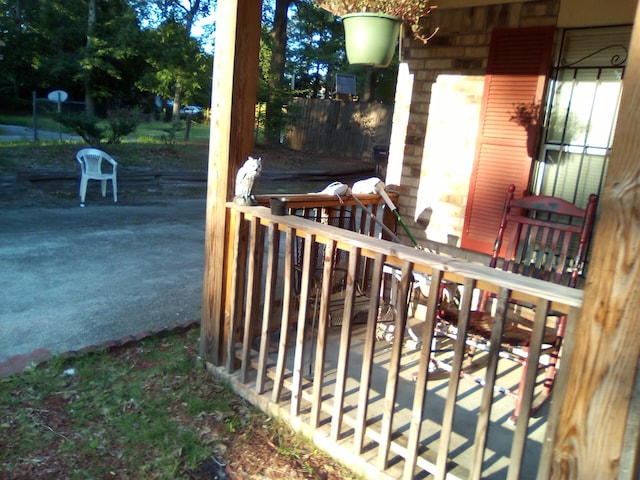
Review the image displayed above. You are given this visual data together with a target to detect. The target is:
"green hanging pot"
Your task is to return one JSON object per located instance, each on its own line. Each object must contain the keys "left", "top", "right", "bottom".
{"left": 341, "top": 12, "right": 402, "bottom": 68}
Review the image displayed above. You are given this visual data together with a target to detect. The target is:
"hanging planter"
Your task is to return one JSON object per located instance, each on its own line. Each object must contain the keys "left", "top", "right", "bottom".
{"left": 315, "top": 1, "right": 439, "bottom": 68}
{"left": 341, "top": 12, "right": 402, "bottom": 68}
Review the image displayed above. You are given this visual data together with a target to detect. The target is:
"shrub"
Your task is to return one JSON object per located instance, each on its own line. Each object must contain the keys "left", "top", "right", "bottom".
{"left": 160, "top": 121, "right": 184, "bottom": 145}
{"left": 53, "top": 109, "right": 140, "bottom": 145}
{"left": 105, "top": 117, "right": 139, "bottom": 144}
{"left": 53, "top": 113, "right": 103, "bottom": 145}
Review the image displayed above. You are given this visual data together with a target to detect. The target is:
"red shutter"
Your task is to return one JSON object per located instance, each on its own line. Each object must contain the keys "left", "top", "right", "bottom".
{"left": 461, "top": 26, "right": 555, "bottom": 254}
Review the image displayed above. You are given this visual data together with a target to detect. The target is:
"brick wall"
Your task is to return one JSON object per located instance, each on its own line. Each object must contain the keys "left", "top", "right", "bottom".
{"left": 389, "top": 0, "right": 560, "bottom": 246}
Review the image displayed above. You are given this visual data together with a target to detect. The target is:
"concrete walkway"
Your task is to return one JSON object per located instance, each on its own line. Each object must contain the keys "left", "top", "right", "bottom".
{"left": 0, "top": 199, "right": 206, "bottom": 375}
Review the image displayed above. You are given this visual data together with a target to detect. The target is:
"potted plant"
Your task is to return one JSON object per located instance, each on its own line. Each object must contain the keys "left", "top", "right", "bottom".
{"left": 509, "top": 102, "right": 542, "bottom": 157}
{"left": 315, "top": 0, "right": 437, "bottom": 67}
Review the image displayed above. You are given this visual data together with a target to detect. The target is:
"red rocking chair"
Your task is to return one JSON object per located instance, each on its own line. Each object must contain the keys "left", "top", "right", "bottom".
{"left": 438, "top": 184, "right": 599, "bottom": 422}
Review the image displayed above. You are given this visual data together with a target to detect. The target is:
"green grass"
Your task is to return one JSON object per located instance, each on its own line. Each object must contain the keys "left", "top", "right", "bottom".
{"left": 0, "top": 114, "right": 212, "bottom": 172}
{"left": 0, "top": 327, "right": 357, "bottom": 479}
{"left": 0, "top": 141, "right": 210, "bottom": 171}
{"left": 0, "top": 114, "right": 212, "bottom": 143}
{"left": 135, "top": 119, "right": 211, "bottom": 142}
{"left": 0, "top": 114, "right": 65, "bottom": 133}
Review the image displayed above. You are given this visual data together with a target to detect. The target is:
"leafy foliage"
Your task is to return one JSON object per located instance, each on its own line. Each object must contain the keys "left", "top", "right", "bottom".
{"left": 104, "top": 113, "right": 141, "bottom": 144}
{"left": 0, "top": 0, "right": 212, "bottom": 117}
{"left": 130, "top": 0, "right": 214, "bottom": 121}
{"left": 135, "top": 20, "right": 211, "bottom": 111}
{"left": 284, "top": 1, "right": 398, "bottom": 102}
{"left": 160, "top": 121, "right": 186, "bottom": 145}
{"left": 287, "top": 1, "right": 346, "bottom": 97}
{"left": 0, "top": 0, "right": 401, "bottom": 148}
{"left": 0, "top": 0, "right": 149, "bottom": 111}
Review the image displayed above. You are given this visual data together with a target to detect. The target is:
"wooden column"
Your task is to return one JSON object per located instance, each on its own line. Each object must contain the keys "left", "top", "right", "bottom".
{"left": 200, "top": 0, "right": 262, "bottom": 364}
{"left": 549, "top": 2, "right": 640, "bottom": 477}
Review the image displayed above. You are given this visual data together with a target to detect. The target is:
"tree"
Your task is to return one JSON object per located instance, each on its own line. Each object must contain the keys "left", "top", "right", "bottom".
{"left": 260, "top": 0, "right": 351, "bottom": 143}
{"left": 79, "top": 0, "right": 147, "bottom": 115}
{"left": 130, "top": 0, "right": 214, "bottom": 121}
{"left": 136, "top": 19, "right": 210, "bottom": 119}
{"left": 287, "top": 0, "right": 345, "bottom": 98}
{"left": 284, "top": 0, "right": 399, "bottom": 103}
{"left": 85, "top": 0, "right": 97, "bottom": 117}
{"left": 0, "top": 0, "right": 147, "bottom": 113}
{"left": 0, "top": 0, "right": 43, "bottom": 105}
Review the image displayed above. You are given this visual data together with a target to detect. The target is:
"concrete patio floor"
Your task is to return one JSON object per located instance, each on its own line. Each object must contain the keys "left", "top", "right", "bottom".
{"left": 230, "top": 299, "right": 550, "bottom": 480}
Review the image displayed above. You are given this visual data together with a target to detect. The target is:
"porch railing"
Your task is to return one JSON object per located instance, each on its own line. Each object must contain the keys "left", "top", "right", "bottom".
{"left": 203, "top": 194, "right": 581, "bottom": 480}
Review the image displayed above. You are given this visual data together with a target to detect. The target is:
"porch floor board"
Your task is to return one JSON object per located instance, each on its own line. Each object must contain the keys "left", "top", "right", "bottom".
{"left": 228, "top": 309, "right": 550, "bottom": 479}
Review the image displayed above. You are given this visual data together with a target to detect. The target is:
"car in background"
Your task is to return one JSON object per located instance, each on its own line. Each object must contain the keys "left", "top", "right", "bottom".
{"left": 179, "top": 105, "right": 204, "bottom": 121}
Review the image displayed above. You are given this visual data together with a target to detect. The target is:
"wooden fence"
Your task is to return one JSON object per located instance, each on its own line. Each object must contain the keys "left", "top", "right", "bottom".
{"left": 284, "top": 98, "right": 393, "bottom": 160}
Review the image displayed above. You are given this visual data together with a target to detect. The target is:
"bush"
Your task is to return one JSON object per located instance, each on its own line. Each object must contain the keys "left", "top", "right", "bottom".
{"left": 105, "top": 116, "right": 139, "bottom": 144}
{"left": 160, "top": 121, "right": 184, "bottom": 145}
{"left": 53, "top": 109, "right": 140, "bottom": 145}
{"left": 53, "top": 113, "right": 104, "bottom": 145}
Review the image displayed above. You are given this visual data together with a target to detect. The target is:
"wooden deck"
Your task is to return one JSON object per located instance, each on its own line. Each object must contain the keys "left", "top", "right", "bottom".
{"left": 212, "top": 305, "right": 552, "bottom": 479}
{"left": 201, "top": 196, "right": 583, "bottom": 479}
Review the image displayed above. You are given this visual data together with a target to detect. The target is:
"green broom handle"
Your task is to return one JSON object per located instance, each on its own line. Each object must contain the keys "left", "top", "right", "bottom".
{"left": 375, "top": 182, "right": 420, "bottom": 248}
{"left": 392, "top": 208, "right": 419, "bottom": 248}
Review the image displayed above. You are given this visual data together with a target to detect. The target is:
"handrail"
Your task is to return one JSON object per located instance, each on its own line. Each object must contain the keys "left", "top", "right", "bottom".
{"left": 233, "top": 203, "right": 583, "bottom": 311}
{"left": 254, "top": 192, "right": 398, "bottom": 209}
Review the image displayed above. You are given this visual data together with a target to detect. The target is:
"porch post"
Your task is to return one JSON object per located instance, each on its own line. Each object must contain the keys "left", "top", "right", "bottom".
{"left": 200, "top": 0, "right": 262, "bottom": 365}
{"left": 547, "top": 1, "right": 640, "bottom": 477}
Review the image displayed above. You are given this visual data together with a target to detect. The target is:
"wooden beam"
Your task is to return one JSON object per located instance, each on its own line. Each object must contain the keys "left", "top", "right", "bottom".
{"left": 548, "top": 2, "right": 640, "bottom": 477}
{"left": 200, "top": 0, "right": 262, "bottom": 364}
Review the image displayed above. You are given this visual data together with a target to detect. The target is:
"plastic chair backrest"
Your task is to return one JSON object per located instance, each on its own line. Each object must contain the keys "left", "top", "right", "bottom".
{"left": 76, "top": 148, "right": 117, "bottom": 176}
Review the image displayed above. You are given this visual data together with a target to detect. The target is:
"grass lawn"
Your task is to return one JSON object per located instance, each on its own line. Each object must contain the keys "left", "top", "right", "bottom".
{"left": 0, "top": 114, "right": 212, "bottom": 173}
{"left": 0, "top": 142, "right": 210, "bottom": 172}
{"left": 0, "top": 114, "right": 212, "bottom": 143}
{"left": 0, "top": 325, "right": 359, "bottom": 479}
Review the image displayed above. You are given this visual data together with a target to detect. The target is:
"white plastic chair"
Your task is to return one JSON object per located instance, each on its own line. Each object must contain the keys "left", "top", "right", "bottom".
{"left": 75, "top": 148, "right": 118, "bottom": 207}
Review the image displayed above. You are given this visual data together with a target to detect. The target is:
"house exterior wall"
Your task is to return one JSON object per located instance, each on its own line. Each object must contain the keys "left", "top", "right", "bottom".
{"left": 392, "top": 0, "right": 635, "bottom": 247}
{"left": 416, "top": 74, "right": 484, "bottom": 245}
{"left": 392, "top": 0, "right": 560, "bottom": 245}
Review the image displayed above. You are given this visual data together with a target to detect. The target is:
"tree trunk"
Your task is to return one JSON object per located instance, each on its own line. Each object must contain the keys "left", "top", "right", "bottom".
{"left": 173, "top": 0, "right": 201, "bottom": 122}
{"left": 264, "top": 0, "right": 292, "bottom": 145}
{"left": 172, "top": 80, "right": 183, "bottom": 122}
{"left": 85, "top": 0, "right": 97, "bottom": 118}
{"left": 362, "top": 68, "right": 377, "bottom": 102}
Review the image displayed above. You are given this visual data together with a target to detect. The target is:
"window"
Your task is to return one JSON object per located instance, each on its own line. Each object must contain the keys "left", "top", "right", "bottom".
{"left": 532, "top": 26, "right": 631, "bottom": 207}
